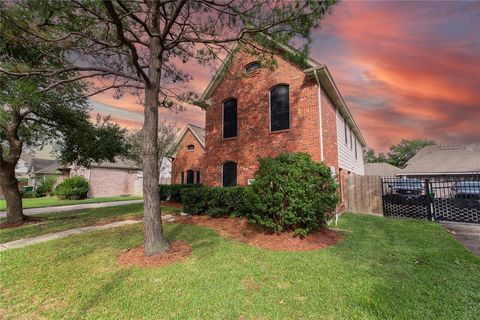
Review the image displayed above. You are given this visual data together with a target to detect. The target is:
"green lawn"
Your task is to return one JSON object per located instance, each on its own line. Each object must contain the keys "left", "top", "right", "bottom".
{"left": 0, "top": 195, "right": 143, "bottom": 211}
{"left": 0, "top": 204, "right": 181, "bottom": 243}
{"left": 1, "top": 214, "right": 479, "bottom": 319}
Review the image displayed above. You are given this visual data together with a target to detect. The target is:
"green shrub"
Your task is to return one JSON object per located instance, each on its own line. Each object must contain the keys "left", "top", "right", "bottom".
{"left": 247, "top": 152, "right": 339, "bottom": 236}
{"left": 55, "top": 176, "right": 89, "bottom": 200}
{"left": 36, "top": 175, "right": 58, "bottom": 197}
{"left": 159, "top": 184, "right": 203, "bottom": 202}
{"left": 21, "top": 190, "right": 37, "bottom": 198}
{"left": 181, "top": 186, "right": 210, "bottom": 215}
{"left": 206, "top": 187, "right": 249, "bottom": 217}
{"left": 180, "top": 185, "right": 249, "bottom": 217}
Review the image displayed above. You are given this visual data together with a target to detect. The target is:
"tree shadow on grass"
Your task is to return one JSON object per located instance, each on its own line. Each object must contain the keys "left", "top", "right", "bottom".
{"left": 71, "top": 269, "right": 130, "bottom": 320}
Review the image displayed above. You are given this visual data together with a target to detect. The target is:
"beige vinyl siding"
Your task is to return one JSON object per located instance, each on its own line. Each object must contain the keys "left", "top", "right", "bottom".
{"left": 336, "top": 109, "right": 365, "bottom": 175}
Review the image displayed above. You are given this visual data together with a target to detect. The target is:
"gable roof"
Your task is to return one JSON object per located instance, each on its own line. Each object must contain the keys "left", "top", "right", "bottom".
{"left": 365, "top": 163, "right": 400, "bottom": 177}
{"left": 173, "top": 124, "right": 206, "bottom": 156}
{"left": 399, "top": 144, "right": 480, "bottom": 175}
{"left": 199, "top": 40, "right": 366, "bottom": 147}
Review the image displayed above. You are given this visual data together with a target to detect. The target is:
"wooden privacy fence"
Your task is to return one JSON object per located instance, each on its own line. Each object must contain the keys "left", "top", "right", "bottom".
{"left": 343, "top": 175, "right": 383, "bottom": 215}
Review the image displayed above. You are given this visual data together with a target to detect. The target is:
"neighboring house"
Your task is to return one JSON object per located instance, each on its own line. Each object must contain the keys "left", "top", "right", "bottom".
{"left": 365, "top": 163, "right": 400, "bottom": 177}
{"left": 171, "top": 124, "right": 205, "bottom": 184}
{"left": 15, "top": 153, "right": 32, "bottom": 179}
{"left": 27, "top": 157, "right": 143, "bottom": 197}
{"left": 397, "top": 144, "right": 480, "bottom": 179}
{"left": 171, "top": 42, "right": 366, "bottom": 192}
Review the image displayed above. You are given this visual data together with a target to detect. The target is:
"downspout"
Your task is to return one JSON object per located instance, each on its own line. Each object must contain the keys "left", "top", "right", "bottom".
{"left": 313, "top": 69, "right": 324, "bottom": 162}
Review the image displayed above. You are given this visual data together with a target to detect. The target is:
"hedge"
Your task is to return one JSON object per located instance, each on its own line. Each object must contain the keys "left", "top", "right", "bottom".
{"left": 159, "top": 184, "right": 203, "bottom": 202}
{"left": 180, "top": 185, "right": 249, "bottom": 217}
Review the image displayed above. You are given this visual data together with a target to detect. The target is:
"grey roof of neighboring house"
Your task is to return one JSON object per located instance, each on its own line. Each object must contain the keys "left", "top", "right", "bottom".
{"left": 188, "top": 124, "right": 205, "bottom": 146}
{"left": 91, "top": 159, "right": 141, "bottom": 170}
{"left": 399, "top": 144, "right": 480, "bottom": 175}
{"left": 30, "top": 158, "right": 140, "bottom": 174}
{"left": 365, "top": 163, "right": 400, "bottom": 177}
{"left": 30, "top": 159, "right": 60, "bottom": 174}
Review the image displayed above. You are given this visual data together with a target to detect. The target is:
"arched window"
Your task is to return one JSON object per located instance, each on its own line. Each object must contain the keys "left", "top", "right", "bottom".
{"left": 245, "top": 61, "right": 261, "bottom": 73}
{"left": 223, "top": 98, "right": 237, "bottom": 138}
{"left": 187, "top": 144, "right": 195, "bottom": 151}
{"left": 222, "top": 162, "right": 237, "bottom": 187}
{"left": 186, "top": 169, "right": 195, "bottom": 184}
{"left": 270, "top": 85, "right": 290, "bottom": 131}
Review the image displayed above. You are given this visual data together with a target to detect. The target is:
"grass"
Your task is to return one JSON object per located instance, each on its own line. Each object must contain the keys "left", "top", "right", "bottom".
{"left": 0, "top": 204, "right": 181, "bottom": 243}
{"left": 0, "top": 195, "right": 143, "bottom": 211}
{"left": 0, "top": 213, "right": 479, "bottom": 319}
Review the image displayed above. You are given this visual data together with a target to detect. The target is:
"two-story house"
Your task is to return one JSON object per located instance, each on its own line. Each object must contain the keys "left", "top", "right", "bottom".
{"left": 172, "top": 43, "right": 366, "bottom": 194}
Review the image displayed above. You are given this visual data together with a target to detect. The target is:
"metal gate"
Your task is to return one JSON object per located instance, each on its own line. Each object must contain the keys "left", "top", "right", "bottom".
{"left": 381, "top": 175, "right": 480, "bottom": 224}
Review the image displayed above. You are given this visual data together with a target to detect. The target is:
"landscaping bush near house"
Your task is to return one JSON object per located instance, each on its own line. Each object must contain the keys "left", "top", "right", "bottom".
{"left": 180, "top": 186, "right": 210, "bottom": 215}
{"left": 247, "top": 152, "right": 339, "bottom": 236}
{"left": 207, "top": 187, "right": 249, "bottom": 217}
{"left": 180, "top": 185, "right": 249, "bottom": 217}
{"left": 159, "top": 184, "right": 203, "bottom": 202}
{"left": 35, "top": 175, "right": 58, "bottom": 197}
{"left": 21, "top": 190, "right": 37, "bottom": 198}
{"left": 55, "top": 176, "right": 89, "bottom": 200}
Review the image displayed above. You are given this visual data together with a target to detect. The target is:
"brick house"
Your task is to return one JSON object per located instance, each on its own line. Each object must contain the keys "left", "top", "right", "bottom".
{"left": 26, "top": 157, "right": 143, "bottom": 197}
{"left": 172, "top": 43, "right": 366, "bottom": 195}
{"left": 171, "top": 124, "right": 205, "bottom": 184}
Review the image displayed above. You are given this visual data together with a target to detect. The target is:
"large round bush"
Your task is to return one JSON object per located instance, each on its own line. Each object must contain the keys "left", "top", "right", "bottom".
{"left": 247, "top": 152, "right": 339, "bottom": 236}
{"left": 55, "top": 176, "right": 89, "bottom": 200}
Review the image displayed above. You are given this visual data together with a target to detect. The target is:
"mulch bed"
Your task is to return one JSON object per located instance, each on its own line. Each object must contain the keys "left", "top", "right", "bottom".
{"left": 160, "top": 201, "right": 183, "bottom": 209}
{"left": 170, "top": 216, "right": 342, "bottom": 252}
{"left": 118, "top": 241, "right": 192, "bottom": 268}
{"left": 0, "top": 217, "right": 44, "bottom": 229}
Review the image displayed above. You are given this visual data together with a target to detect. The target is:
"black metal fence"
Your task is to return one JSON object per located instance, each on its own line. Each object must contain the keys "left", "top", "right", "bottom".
{"left": 381, "top": 175, "right": 480, "bottom": 224}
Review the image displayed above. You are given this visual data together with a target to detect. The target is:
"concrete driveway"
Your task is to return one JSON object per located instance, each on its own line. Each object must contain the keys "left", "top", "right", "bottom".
{"left": 442, "top": 222, "right": 480, "bottom": 256}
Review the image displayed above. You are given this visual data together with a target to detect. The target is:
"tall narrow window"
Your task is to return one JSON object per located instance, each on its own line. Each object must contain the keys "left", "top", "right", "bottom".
{"left": 196, "top": 171, "right": 201, "bottom": 184}
{"left": 344, "top": 118, "right": 347, "bottom": 144}
{"left": 222, "top": 162, "right": 237, "bottom": 187}
{"left": 270, "top": 85, "right": 290, "bottom": 131}
{"left": 186, "top": 170, "right": 194, "bottom": 184}
{"left": 355, "top": 139, "right": 358, "bottom": 159}
{"left": 181, "top": 172, "right": 185, "bottom": 184}
{"left": 350, "top": 129, "right": 353, "bottom": 150}
{"left": 223, "top": 98, "right": 237, "bottom": 138}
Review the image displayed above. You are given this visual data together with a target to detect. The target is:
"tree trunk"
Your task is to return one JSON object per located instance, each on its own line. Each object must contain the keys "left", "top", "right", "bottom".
{"left": 142, "top": 6, "right": 169, "bottom": 255}
{"left": 0, "top": 163, "right": 25, "bottom": 224}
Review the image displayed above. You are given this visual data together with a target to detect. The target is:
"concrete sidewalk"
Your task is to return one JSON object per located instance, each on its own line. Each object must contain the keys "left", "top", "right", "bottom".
{"left": 0, "top": 199, "right": 143, "bottom": 218}
{"left": 0, "top": 214, "right": 176, "bottom": 251}
{"left": 442, "top": 222, "right": 480, "bottom": 256}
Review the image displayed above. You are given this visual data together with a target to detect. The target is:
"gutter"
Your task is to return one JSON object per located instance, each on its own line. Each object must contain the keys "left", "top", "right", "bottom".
{"left": 313, "top": 69, "right": 324, "bottom": 161}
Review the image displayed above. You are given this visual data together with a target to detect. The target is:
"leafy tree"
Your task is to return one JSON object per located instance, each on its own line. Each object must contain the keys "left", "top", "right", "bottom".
{"left": 0, "top": 8, "right": 129, "bottom": 224}
{"left": 128, "top": 120, "right": 179, "bottom": 176}
{"left": 365, "top": 148, "right": 388, "bottom": 164}
{"left": 387, "top": 139, "right": 436, "bottom": 168}
{"left": 0, "top": 0, "right": 336, "bottom": 255}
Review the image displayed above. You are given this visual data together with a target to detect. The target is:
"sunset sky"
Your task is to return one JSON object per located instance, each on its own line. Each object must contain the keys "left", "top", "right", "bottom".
{"left": 89, "top": 0, "right": 480, "bottom": 152}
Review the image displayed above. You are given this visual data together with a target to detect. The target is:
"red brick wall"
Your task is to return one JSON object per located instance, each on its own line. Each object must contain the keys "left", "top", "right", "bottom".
{"left": 171, "top": 129, "right": 205, "bottom": 184}
{"left": 203, "top": 48, "right": 334, "bottom": 187}
{"left": 88, "top": 167, "right": 138, "bottom": 197}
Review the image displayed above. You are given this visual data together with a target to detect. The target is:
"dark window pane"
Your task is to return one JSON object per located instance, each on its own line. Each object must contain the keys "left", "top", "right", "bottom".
{"left": 270, "top": 85, "right": 290, "bottom": 131}
{"left": 181, "top": 172, "right": 184, "bottom": 184}
{"left": 187, "top": 144, "right": 195, "bottom": 151}
{"left": 222, "top": 162, "right": 237, "bottom": 187}
{"left": 186, "top": 170, "right": 194, "bottom": 184}
{"left": 245, "top": 61, "right": 261, "bottom": 73}
{"left": 196, "top": 171, "right": 201, "bottom": 184}
{"left": 223, "top": 99, "right": 237, "bottom": 138}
